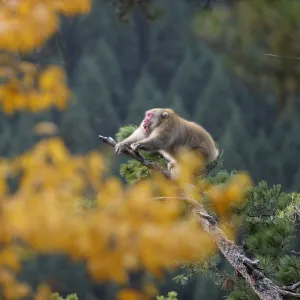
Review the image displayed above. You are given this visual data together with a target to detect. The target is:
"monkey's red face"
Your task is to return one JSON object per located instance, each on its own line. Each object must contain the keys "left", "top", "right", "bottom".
{"left": 142, "top": 109, "right": 170, "bottom": 133}
{"left": 142, "top": 112, "right": 153, "bottom": 133}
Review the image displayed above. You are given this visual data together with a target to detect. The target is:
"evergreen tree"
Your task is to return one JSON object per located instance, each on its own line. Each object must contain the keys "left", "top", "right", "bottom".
{"left": 193, "top": 63, "right": 235, "bottom": 140}
{"left": 59, "top": 99, "right": 94, "bottom": 153}
{"left": 146, "top": 0, "right": 190, "bottom": 90}
{"left": 117, "top": 120, "right": 300, "bottom": 299}
{"left": 72, "top": 55, "right": 120, "bottom": 144}
{"left": 218, "top": 105, "right": 249, "bottom": 171}
{"left": 168, "top": 94, "right": 190, "bottom": 119}
{"left": 125, "top": 72, "right": 163, "bottom": 124}
{"left": 168, "top": 47, "right": 215, "bottom": 114}
{"left": 251, "top": 129, "right": 281, "bottom": 186}
{"left": 0, "top": 111, "right": 13, "bottom": 156}
{"left": 8, "top": 112, "right": 38, "bottom": 156}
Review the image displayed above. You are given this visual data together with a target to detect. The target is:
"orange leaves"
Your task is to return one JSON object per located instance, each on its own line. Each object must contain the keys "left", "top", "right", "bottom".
{"left": 0, "top": 269, "right": 31, "bottom": 299}
{"left": 118, "top": 289, "right": 149, "bottom": 300}
{"left": 33, "top": 122, "right": 59, "bottom": 136}
{"left": 0, "top": 247, "right": 21, "bottom": 272}
{"left": 38, "top": 66, "right": 70, "bottom": 110}
{"left": 0, "top": 0, "right": 84, "bottom": 115}
{"left": 0, "top": 61, "right": 71, "bottom": 114}
{"left": 0, "top": 1, "right": 57, "bottom": 52}
{"left": 0, "top": 142, "right": 218, "bottom": 289}
{"left": 49, "top": 0, "right": 92, "bottom": 16}
{"left": 0, "top": 139, "right": 254, "bottom": 299}
{"left": 175, "top": 148, "right": 205, "bottom": 186}
{"left": 13, "top": 138, "right": 104, "bottom": 198}
{"left": 0, "top": 0, "right": 91, "bottom": 52}
{"left": 206, "top": 172, "right": 253, "bottom": 219}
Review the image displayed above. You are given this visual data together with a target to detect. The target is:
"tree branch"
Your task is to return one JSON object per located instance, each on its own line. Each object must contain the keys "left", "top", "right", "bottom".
{"left": 281, "top": 281, "right": 300, "bottom": 292}
{"left": 98, "top": 135, "right": 300, "bottom": 300}
{"left": 264, "top": 53, "right": 300, "bottom": 61}
{"left": 98, "top": 135, "right": 171, "bottom": 179}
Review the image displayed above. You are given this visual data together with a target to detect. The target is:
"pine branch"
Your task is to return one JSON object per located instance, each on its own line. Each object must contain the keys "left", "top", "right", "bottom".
{"left": 98, "top": 135, "right": 300, "bottom": 300}
{"left": 98, "top": 135, "right": 171, "bottom": 179}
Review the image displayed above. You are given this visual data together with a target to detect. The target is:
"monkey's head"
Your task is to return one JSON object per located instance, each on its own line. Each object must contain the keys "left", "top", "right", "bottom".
{"left": 142, "top": 108, "right": 175, "bottom": 133}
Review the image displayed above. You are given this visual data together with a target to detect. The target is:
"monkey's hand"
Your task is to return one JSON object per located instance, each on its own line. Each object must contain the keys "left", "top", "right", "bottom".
{"left": 131, "top": 142, "right": 144, "bottom": 152}
{"left": 115, "top": 142, "right": 127, "bottom": 155}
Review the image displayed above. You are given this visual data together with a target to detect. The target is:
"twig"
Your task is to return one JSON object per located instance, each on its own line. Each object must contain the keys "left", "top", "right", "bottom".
{"left": 281, "top": 281, "right": 300, "bottom": 291}
{"left": 152, "top": 196, "right": 199, "bottom": 207}
{"left": 98, "top": 134, "right": 300, "bottom": 300}
{"left": 279, "top": 290, "right": 300, "bottom": 298}
{"left": 264, "top": 53, "right": 300, "bottom": 61}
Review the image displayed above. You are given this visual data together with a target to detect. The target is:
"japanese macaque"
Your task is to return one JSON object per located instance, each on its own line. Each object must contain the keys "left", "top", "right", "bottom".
{"left": 115, "top": 108, "right": 219, "bottom": 178}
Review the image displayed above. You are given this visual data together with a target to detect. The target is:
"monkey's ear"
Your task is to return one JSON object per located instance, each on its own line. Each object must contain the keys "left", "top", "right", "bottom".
{"left": 161, "top": 111, "right": 169, "bottom": 119}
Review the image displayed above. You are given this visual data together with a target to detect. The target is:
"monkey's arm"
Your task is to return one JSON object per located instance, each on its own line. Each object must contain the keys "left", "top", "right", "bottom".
{"left": 115, "top": 127, "right": 145, "bottom": 155}
{"left": 131, "top": 130, "right": 172, "bottom": 152}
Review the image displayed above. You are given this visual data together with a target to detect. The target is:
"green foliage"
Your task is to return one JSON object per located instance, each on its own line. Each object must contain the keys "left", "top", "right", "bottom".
{"left": 115, "top": 124, "right": 137, "bottom": 142}
{"left": 173, "top": 256, "right": 223, "bottom": 287}
{"left": 229, "top": 181, "right": 299, "bottom": 298}
{"left": 277, "top": 255, "right": 300, "bottom": 286}
{"left": 205, "top": 169, "right": 237, "bottom": 186}
{"left": 51, "top": 293, "right": 79, "bottom": 300}
{"left": 169, "top": 173, "right": 299, "bottom": 300}
{"left": 116, "top": 125, "right": 167, "bottom": 184}
{"left": 156, "top": 291, "right": 178, "bottom": 300}
{"left": 60, "top": 99, "right": 94, "bottom": 153}
{"left": 126, "top": 72, "right": 163, "bottom": 124}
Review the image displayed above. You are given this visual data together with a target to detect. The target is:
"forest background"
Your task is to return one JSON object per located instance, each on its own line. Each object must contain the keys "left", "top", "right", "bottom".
{"left": 1, "top": 0, "right": 300, "bottom": 299}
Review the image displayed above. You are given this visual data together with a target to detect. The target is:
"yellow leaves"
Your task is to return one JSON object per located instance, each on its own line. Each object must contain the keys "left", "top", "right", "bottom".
{"left": 0, "top": 1, "right": 58, "bottom": 52}
{"left": 0, "top": 247, "right": 21, "bottom": 272}
{"left": 38, "top": 66, "right": 71, "bottom": 111}
{"left": 0, "top": 177, "right": 8, "bottom": 196}
{"left": 118, "top": 289, "right": 149, "bottom": 300}
{"left": 12, "top": 138, "right": 104, "bottom": 199}
{"left": 49, "top": 0, "right": 92, "bottom": 16}
{"left": 46, "top": 138, "right": 69, "bottom": 164}
{"left": 207, "top": 172, "right": 252, "bottom": 218}
{"left": 33, "top": 122, "right": 58, "bottom": 136}
{"left": 0, "top": 0, "right": 91, "bottom": 52}
{"left": 97, "top": 177, "right": 124, "bottom": 207}
{"left": 0, "top": 142, "right": 219, "bottom": 289}
{"left": 0, "top": 159, "right": 13, "bottom": 197}
{"left": 34, "top": 284, "right": 53, "bottom": 300}
{"left": 0, "top": 61, "right": 71, "bottom": 114}
{"left": 0, "top": 269, "right": 31, "bottom": 299}
{"left": 0, "top": 138, "right": 255, "bottom": 299}
{"left": 175, "top": 148, "right": 205, "bottom": 186}
{"left": 39, "top": 66, "right": 65, "bottom": 91}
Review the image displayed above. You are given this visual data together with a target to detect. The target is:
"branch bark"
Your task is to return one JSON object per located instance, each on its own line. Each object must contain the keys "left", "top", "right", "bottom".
{"left": 99, "top": 135, "right": 300, "bottom": 300}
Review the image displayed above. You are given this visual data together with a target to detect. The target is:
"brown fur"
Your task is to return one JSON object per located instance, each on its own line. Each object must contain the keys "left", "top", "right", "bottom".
{"left": 115, "top": 108, "right": 219, "bottom": 178}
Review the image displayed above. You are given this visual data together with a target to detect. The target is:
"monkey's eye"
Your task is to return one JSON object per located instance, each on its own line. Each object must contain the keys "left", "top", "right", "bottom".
{"left": 146, "top": 112, "right": 152, "bottom": 118}
{"left": 161, "top": 112, "right": 169, "bottom": 119}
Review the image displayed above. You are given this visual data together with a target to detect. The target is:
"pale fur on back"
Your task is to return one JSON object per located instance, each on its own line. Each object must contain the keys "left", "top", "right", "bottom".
{"left": 166, "top": 113, "right": 219, "bottom": 164}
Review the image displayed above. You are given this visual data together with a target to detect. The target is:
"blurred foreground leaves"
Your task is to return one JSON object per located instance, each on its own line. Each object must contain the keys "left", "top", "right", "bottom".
{"left": 0, "top": 0, "right": 254, "bottom": 299}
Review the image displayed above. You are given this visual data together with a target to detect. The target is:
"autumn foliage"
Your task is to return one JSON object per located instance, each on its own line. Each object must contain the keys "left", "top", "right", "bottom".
{"left": 0, "top": 0, "right": 252, "bottom": 299}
